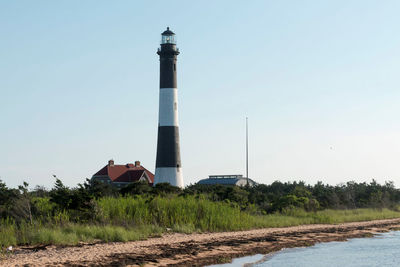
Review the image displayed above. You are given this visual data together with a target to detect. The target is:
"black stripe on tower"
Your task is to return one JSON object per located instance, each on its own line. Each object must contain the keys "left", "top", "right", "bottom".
{"left": 158, "top": 44, "right": 179, "bottom": 88}
{"left": 155, "top": 126, "right": 181, "bottom": 168}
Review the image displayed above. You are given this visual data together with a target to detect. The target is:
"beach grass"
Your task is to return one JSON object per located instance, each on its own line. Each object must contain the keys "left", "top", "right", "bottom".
{"left": 97, "top": 196, "right": 400, "bottom": 230}
{"left": 0, "top": 221, "right": 163, "bottom": 247}
{"left": 252, "top": 208, "right": 400, "bottom": 228}
{"left": 1, "top": 196, "right": 400, "bottom": 248}
{"left": 97, "top": 196, "right": 256, "bottom": 231}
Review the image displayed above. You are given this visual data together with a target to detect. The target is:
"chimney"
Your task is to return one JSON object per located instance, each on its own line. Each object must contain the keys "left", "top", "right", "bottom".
{"left": 108, "top": 159, "right": 114, "bottom": 166}
{"left": 135, "top": 161, "right": 140, "bottom": 167}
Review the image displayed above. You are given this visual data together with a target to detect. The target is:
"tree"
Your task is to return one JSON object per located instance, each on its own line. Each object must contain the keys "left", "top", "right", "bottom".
{"left": 10, "top": 182, "right": 33, "bottom": 224}
{"left": 49, "top": 179, "right": 72, "bottom": 210}
{"left": 152, "top": 183, "right": 182, "bottom": 195}
{"left": 0, "top": 179, "right": 18, "bottom": 219}
{"left": 120, "top": 181, "right": 152, "bottom": 196}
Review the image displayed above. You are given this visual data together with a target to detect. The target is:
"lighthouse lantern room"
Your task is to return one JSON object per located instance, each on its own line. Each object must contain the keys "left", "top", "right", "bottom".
{"left": 161, "top": 27, "right": 176, "bottom": 44}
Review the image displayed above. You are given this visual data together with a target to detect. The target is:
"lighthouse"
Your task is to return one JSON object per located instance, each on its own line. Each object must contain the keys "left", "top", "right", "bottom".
{"left": 154, "top": 27, "right": 184, "bottom": 188}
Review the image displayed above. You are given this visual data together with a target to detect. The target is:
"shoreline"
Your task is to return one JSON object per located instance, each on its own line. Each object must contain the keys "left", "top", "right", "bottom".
{"left": 3, "top": 218, "right": 400, "bottom": 266}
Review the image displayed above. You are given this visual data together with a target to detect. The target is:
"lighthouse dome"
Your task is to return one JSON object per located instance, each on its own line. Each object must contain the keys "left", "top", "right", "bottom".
{"left": 162, "top": 27, "right": 175, "bottom": 35}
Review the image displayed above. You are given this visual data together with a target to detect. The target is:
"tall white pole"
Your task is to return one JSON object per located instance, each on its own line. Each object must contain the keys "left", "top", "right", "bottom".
{"left": 246, "top": 117, "right": 249, "bottom": 185}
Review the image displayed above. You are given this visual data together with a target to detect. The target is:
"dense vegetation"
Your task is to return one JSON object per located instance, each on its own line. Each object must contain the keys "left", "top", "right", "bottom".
{"left": 1, "top": 178, "right": 400, "bottom": 248}
{"left": 185, "top": 180, "right": 400, "bottom": 212}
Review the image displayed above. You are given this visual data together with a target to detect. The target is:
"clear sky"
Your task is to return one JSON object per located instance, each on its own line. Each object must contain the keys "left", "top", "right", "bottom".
{"left": 1, "top": 1, "right": 399, "bottom": 189}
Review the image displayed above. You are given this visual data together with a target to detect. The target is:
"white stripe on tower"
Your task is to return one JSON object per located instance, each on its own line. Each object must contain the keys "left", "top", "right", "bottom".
{"left": 158, "top": 88, "right": 179, "bottom": 127}
{"left": 154, "top": 167, "right": 183, "bottom": 187}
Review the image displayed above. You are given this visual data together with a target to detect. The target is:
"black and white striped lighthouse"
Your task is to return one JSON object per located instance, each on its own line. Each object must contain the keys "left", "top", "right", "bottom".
{"left": 154, "top": 27, "right": 183, "bottom": 188}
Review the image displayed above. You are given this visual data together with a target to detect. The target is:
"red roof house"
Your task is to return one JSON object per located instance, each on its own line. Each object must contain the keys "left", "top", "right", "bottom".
{"left": 92, "top": 160, "right": 154, "bottom": 187}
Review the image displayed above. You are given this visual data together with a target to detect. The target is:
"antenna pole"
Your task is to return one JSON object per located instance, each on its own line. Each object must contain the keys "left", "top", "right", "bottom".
{"left": 246, "top": 117, "right": 249, "bottom": 185}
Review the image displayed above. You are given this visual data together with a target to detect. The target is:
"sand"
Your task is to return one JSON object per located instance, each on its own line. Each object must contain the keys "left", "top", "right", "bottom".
{"left": 2, "top": 218, "right": 400, "bottom": 267}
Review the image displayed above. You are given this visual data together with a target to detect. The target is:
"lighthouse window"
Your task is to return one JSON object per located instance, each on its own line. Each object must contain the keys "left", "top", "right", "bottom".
{"left": 161, "top": 35, "right": 176, "bottom": 44}
{"left": 174, "top": 64, "right": 176, "bottom": 71}
{"left": 174, "top": 102, "right": 177, "bottom": 110}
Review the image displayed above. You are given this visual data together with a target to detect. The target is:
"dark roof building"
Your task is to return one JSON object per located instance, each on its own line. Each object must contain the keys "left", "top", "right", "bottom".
{"left": 197, "top": 175, "right": 256, "bottom": 187}
{"left": 92, "top": 160, "right": 154, "bottom": 187}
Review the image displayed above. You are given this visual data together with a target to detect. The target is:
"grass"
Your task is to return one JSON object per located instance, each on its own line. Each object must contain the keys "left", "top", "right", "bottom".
{"left": 251, "top": 208, "right": 400, "bottom": 228}
{"left": 0, "top": 222, "right": 17, "bottom": 247}
{"left": 0, "top": 222, "right": 163, "bottom": 247}
{"left": 1, "top": 195, "right": 400, "bottom": 248}
{"left": 97, "top": 195, "right": 256, "bottom": 231}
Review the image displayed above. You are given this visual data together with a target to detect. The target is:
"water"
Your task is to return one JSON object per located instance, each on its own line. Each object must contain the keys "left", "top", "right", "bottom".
{"left": 211, "top": 231, "right": 400, "bottom": 267}
{"left": 212, "top": 254, "right": 265, "bottom": 267}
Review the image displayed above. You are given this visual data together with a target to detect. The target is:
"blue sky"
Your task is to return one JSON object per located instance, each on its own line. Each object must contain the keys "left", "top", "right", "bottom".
{"left": 1, "top": 1, "right": 399, "bottom": 188}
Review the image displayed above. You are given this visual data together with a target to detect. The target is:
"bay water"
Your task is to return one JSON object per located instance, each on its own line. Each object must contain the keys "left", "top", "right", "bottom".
{"left": 211, "top": 231, "right": 400, "bottom": 267}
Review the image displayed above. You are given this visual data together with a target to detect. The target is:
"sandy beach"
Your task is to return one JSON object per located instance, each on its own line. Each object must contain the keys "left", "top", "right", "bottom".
{"left": 2, "top": 218, "right": 400, "bottom": 267}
